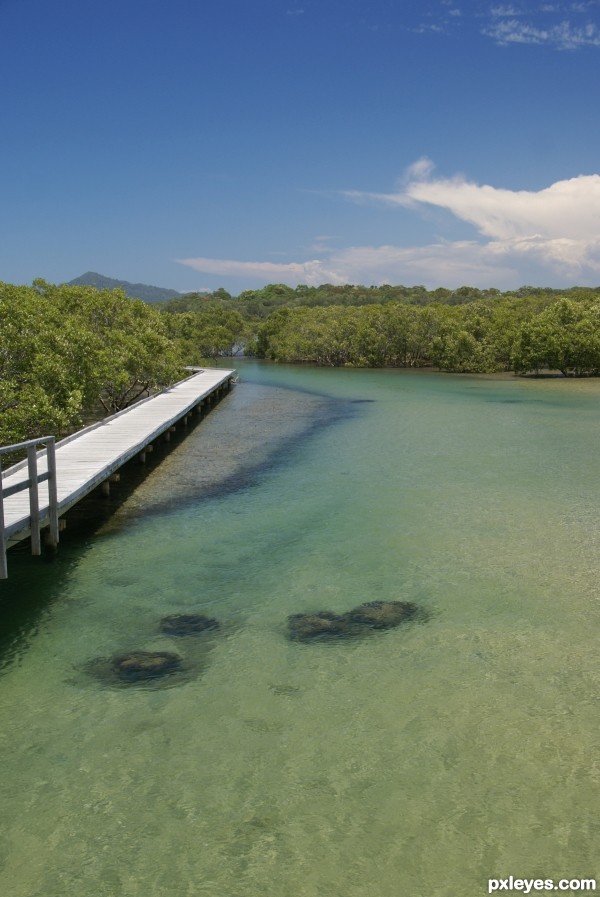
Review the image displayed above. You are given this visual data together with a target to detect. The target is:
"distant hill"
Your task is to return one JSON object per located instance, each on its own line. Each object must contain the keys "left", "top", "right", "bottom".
{"left": 66, "top": 272, "right": 181, "bottom": 304}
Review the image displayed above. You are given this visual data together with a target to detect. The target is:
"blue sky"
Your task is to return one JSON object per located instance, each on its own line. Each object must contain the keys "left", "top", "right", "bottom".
{"left": 2, "top": 0, "right": 600, "bottom": 294}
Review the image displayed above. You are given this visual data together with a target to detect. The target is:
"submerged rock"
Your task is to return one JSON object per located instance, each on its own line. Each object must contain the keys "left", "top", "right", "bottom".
{"left": 287, "top": 600, "right": 425, "bottom": 643}
{"left": 345, "top": 600, "right": 420, "bottom": 630}
{"left": 84, "top": 647, "right": 202, "bottom": 689}
{"left": 111, "top": 650, "right": 183, "bottom": 682}
{"left": 160, "top": 614, "right": 220, "bottom": 636}
{"left": 287, "top": 611, "right": 353, "bottom": 642}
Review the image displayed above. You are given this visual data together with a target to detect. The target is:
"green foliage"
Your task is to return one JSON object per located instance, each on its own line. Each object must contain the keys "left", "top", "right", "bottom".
{"left": 250, "top": 291, "right": 600, "bottom": 375}
{"left": 0, "top": 283, "right": 83, "bottom": 444}
{"left": 0, "top": 281, "right": 186, "bottom": 445}
{"left": 164, "top": 307, "right": 247, "bottom": 362}
{"left": 512, "top": 298, "right": 600, "bottom": 376}
{"left": 254, "top": 304, "right": 445, "bottom": 368}
{"left": 34, "top": 281, "right": 184, "bottom": 414}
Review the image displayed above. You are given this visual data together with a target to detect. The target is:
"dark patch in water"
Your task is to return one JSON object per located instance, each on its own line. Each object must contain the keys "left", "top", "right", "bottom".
{"left": 287, "top": 600, "right": 426, "bottom": 643}
{"left": 112, "top": 650, "right": 182, "bottom": 681}
{"left": 0, "top": 548, "right": 88, "bottom": 675}
{"left": 485, "top": 398, "right": 542, "bottom": 404}
{"left": 160, "top": 614, "right": 220, "bottom": 636}
{"left": 346, "top": 599, "right": 421, "bottom": 629}
{"left": 287, "top": 611, "right": 351, "bottom": 642}
{"left": 102, "top": 382, "right": 370, "bottom": 525}
{"left": 85, "top": 650, "right": 187, "bottom": 689}
{"left": 269, "top": 684, "right": 302, "bottom": 696}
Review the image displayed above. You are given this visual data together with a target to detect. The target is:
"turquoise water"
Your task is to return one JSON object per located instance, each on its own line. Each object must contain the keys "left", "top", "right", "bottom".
{"left": 1, "top": 363, "right": 599, "bottom": 896}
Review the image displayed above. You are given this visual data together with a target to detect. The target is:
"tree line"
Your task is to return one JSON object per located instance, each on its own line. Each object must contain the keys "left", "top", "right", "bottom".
{"left": 247, "top": 294, "right": 600, "bottom": 376}
{"left": 2, "top": 278, "right": 600, "bottom": 447}
{"left": 160, "top": 281, "right": 600, "bottom": 375}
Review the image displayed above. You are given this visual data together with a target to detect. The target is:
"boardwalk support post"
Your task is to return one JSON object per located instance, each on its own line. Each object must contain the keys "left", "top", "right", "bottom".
{"left": 46, "top": 437, "right": 59, "bottom": 549}
{"left": 0, "top": 456, "right": 6, "bottom": 580}
{"left": 27, "top": 445, "right": 41, "bottom": 556}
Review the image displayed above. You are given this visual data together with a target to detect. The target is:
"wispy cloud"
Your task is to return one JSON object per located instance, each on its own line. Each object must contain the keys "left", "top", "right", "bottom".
{"left": 176, "top": 257, "right": 332, "bottom": 283}
{"left": 406, "top": 1, "right": 600, "bottom": 50}
{"left": 482, "top": 0, "right": 600, "bottom": 48}
{"left": 177, "top": 162, "right": 600, "bottom": 290}
{"left": 176, "top": 244, "right": 518, "bottom": 289}
{"left": 490, "top": 5, "right": 525, "bottom": 16}
{"left": 484, "top": 17, "right": 600, "bottom": 47}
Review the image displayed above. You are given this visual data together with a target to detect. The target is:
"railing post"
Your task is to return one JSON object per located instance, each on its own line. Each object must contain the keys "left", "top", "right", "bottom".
{"left": 0, "top": 456, "right": 7, "bottom": 579}
{"left": 46, "top": 437, "right": 59, "bottom": 548}
{"left": 27, "top": 444, "right": 41, "bottom": 556}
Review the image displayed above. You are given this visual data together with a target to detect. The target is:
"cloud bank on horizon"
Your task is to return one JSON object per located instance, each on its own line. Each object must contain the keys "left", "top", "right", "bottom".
{"left": 177, "top": 163, "right": 600, "bottom": 290}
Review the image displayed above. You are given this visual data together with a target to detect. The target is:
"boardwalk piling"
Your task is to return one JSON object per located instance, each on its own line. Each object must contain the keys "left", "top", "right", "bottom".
{"left": 46, "top": 437, "right": 59, "bottom": 549}
{"left": 0, "top": 457, "right": 7, "bottom": 580}
{"left": 27, "top": 445, "right": 41, "bottom": 556}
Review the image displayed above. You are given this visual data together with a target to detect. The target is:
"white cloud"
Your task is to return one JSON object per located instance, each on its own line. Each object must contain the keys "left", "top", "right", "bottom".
{"left": 405, "top": 156, "right": 435, "bottom": 181}
{"left": 405, "top": 2, "right": 600, "bottom": 49}
{"left": 177, "top": 165, "right": 600, "bottom": 290}
{"left": 483, "top": 17, "right": 600, "bottom": 47}
{"left": 175, "top": 257, "right": 330, "bottom": 283}
{"left": 176, "top": 244, "right": 519, "bottom": 289}
{"left": 490, "top": 5, "right": 525, "bottom": 16}
{"left": 348, "top": 166, "right": 600, "bottom": 241}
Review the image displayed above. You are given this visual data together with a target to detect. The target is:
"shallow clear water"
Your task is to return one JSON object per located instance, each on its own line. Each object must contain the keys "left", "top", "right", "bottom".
{"left": 1, "top": 363, "right": 599, "bottom": 897}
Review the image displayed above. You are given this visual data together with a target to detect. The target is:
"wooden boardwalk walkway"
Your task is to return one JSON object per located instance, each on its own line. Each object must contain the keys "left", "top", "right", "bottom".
{"left": 0, "top": 368, "right": 236, "bottom": 576}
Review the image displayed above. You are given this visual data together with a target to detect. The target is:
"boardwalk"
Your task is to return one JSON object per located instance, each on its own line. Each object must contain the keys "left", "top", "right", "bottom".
{"left": 0, "top": 368, "right": 236, "bottom": 576}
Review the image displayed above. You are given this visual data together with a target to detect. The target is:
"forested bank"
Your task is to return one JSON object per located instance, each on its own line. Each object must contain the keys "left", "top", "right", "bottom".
{"left": 162, "top": 282, "right": 600, "bottom": 375}
{"left": 248, "top": 295, "right": 600, "bottom": 375}
{"left": 2, "top": 278, "right": 600, "bottom": 447}
{"left": 0, "top": 280, "right": 245, "bottom": 447}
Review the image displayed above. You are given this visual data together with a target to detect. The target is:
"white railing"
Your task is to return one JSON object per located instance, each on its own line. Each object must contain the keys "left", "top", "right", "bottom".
{"left": 0, "top": 436, "right": 59, "bottom": 579}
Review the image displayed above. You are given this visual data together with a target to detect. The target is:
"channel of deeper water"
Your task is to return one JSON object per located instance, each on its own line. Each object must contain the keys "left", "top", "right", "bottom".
{"left": 0, "top": 362, "right": 599, "bottom": 897}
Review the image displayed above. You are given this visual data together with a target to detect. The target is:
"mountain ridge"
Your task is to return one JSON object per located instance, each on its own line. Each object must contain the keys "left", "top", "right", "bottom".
{"left": 66, "top": 272, "right": 181, "bottom": 303}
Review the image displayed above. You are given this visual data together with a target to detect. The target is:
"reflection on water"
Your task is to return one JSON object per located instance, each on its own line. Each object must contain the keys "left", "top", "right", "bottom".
{"left": 0, "top": 363, "right": 599, "bottom": 897}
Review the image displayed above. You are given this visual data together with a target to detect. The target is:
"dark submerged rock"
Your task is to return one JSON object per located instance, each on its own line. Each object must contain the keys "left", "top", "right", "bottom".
{"left": 160, "top": 613, "right": 220, "bottom": 636}
{"left": 287, "top": 611, "right": 353, "bottom": 642}
{"left": 111, "top": 650, "right": 183, "bottom": 682}
{"left": 345, "top": 600, "right": 420, "bottom": 630}
{"left": 287, "top": 600, "right": 425, "bottom": 643}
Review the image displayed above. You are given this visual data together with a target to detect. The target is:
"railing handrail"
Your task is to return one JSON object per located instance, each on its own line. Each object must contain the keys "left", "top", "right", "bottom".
{"left": 0, "top": 436, "right": 55, "bottom": 457}
{"left": 0, "top": 436, "right": 59, "bottom": 579}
